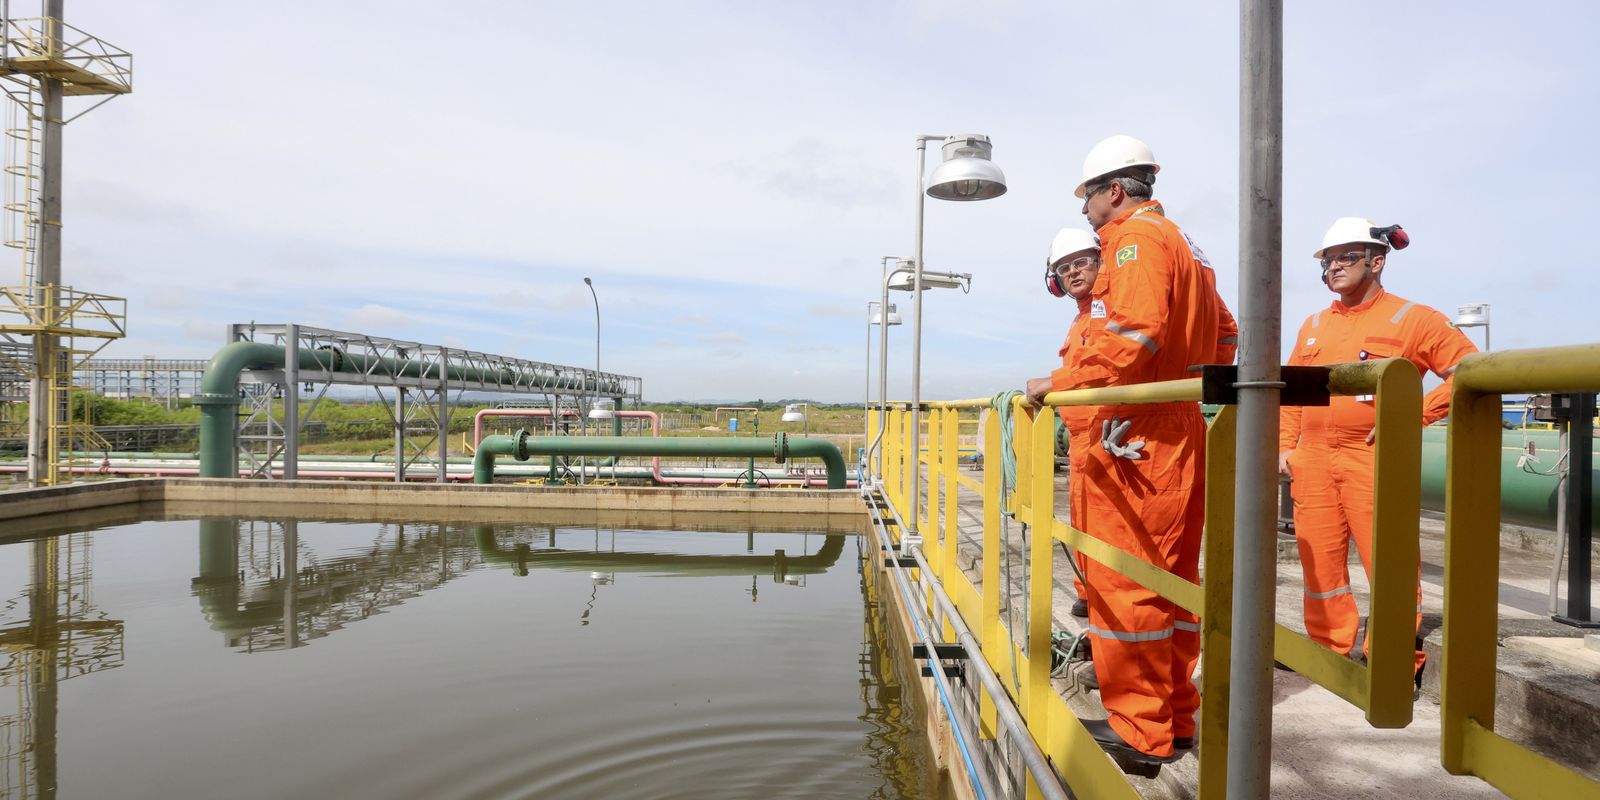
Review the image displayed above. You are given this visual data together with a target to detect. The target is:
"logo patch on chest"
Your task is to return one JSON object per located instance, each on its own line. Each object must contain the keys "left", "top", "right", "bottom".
{"left": 1090, "top": 299, "right": 1107, "bottom": 319}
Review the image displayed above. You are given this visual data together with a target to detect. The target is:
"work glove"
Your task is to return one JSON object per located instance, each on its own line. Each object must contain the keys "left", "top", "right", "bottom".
{"left": 1100, "top": 417, "right": 1146, "bottom": 461}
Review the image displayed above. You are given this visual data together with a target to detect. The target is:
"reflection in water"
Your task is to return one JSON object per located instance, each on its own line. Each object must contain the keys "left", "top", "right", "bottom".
{"left": 858, "top": 544, "right": 953, "bottom": 800}
{"left": 0, "top": 515, "right": 945, "bottom": 799}
{"left": 192, "top": 519, "right": 847, "bottom": 646}
{"left": 0, "top": 534, "right": 126, "bottom": 800}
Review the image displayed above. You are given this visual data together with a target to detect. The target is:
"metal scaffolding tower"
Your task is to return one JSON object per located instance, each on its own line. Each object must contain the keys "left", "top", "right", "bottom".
{"left": 77, "top": 357, "right": 207, "bottom": 408}
{"left": 0, "top": 2, "right": 131, "bottom": 486}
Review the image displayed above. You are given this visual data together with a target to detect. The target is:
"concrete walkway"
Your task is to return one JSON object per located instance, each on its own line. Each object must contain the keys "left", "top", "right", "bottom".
{"left": 932, "top": 465, "right": 1600, "bottom": 799}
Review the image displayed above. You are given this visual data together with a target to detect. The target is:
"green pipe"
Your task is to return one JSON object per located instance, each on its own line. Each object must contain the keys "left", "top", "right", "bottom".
{"left": 470, "top": 526, "right": 845, "bottom": 576}
{"left": 1418, "top": 428, "right": 1598, "bottom": 533}
{"left": 474, "top": 432, "right": 847, "bottom": 488}
{"left": 197, "top": 341, "right": 626, "bottom": 477}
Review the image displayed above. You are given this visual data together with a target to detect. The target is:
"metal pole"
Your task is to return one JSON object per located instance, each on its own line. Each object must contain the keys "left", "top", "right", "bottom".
{"left": 26, "top": 1, "right": 65, "bottom": 485}
{"left": 283, "top": 324, "right": 299, "bottom": 480}
{"left": 393, "top": 387, "right": 405, "bottom": 482}
{"left": 1556, "top": 392, "right": 1595, "bottom": 626}
{"left": 1228, "top": 2, "right": 1284, "bottom": 798}
{"left": 437, "top": 352, "right": 450, "bottom": 483}
{"left": 868, "top": 257, "right": 895, "bottom": 480}
{"left": 908, "top": 138, "right": 931, "bottom": 539}
{"left": 864, "top": 301, "right": 873, "bottom": 462}
{"left": 584, "top": 277, "right": 600, "bottom": 376}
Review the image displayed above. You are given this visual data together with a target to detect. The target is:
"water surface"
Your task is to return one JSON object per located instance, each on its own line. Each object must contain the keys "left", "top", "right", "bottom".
{"left": 0, "top": 514, "right": 950, "bottom": 799}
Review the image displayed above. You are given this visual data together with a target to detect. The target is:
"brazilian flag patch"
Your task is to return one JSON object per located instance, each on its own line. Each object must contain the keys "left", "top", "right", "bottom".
{"left": 1115, "top": 244, "right": 1138, "bottom": 267}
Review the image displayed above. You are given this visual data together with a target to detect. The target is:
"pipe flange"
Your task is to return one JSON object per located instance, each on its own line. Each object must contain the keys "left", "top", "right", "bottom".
{"left": 514, "top": 428, "right": 531, "bottom": 461}
{"left": 772, "top": 432, "right": 787, "bottom": 463}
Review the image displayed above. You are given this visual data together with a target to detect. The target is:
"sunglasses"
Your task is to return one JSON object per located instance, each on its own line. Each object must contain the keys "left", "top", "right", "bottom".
{"left": 1317, "top": 250, "right": 1368, "bottom": 270}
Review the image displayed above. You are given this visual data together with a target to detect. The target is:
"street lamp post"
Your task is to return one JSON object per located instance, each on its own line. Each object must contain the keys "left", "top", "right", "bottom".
{"left": 864, "top": 298, "right": 902, "bottom": 476}
{"left": 582, "top": 277, "right": 601, "bottom": 485}
{"left": 905, "top": 134, "right": 1006, "bottom": 539}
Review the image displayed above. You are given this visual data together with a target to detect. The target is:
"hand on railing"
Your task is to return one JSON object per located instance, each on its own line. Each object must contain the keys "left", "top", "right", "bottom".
{"left": 1023, "top": 377, "right": 1052, "bottom": 408}
{"left": 1101, "top": 417, "right": 1147, "bottom": 460}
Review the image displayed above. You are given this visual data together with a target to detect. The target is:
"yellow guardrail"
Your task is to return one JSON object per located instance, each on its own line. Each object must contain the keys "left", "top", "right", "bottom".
{"left": 866, "top": 348, "right": 1599, "bottom": 799}
{"left": 1440, "top": 344, "right": 1600, "bottom": 799}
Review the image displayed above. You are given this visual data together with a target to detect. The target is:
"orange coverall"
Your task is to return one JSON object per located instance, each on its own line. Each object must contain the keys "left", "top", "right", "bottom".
{"left": 1050, "top": 200, "right": 1236, "bottom": 757}
{"left": 1280, "top": 288, "right": 1477, "bottom": 672}
{"left": 1055, "top": 298, "right": 1096, "bottom": 599}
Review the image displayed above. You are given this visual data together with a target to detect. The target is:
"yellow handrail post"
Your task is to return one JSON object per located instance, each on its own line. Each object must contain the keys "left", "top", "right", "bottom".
{"left": 979, "top": 404, "right": 1002, "bottom": 736}
{"left": 1198, "top": 406, "right": 1237, "bottom": 799}
{"left": 886, "top": 408, "right": 902, "bottom": 514}
{"left": 942, "top": 407, "right": 961, "bottom": 641}
{"left": 1026, "top": 403, "right": 1055, "bottom": 735}
{"left": 926, "top": 405, "right": 942, "bottom": 555}
{"left": 866, "top": 407, "right": 879, "bottom": 481}
{"left": 903, "top": 407, "right": 916, "bottom": 524}
{"left": 1365, "top": 358, "right": 1423, "bottom": 726}
{"left": 1441, "top": 383, "right": 1501, "bottom": 775}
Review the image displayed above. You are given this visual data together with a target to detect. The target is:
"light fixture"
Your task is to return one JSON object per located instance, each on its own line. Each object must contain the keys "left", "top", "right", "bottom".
{"left": 588, "top": 398, "right": 615, "bottom": 419}
{"left": 871, "top": 303, "right": 902, "bottom": 326}
{"left": 887, "top": 267, "right": 970, "bottom": 292}
{"left": 1454, "top": 303, "right": 1491, "bottom": 350}
{"left": 925, "top": 135, "right": 1008, "bottom": 201}
{"left": 781, "top": 403, "right": 806, "bottom": 423}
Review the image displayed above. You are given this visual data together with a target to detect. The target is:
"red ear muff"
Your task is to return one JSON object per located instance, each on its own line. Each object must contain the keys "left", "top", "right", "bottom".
{"left": 1370, "top": 224, "right": 1410, "bottom": 251}
{"left": 1044, "top": 264, "right": 1068, "bottom": 297}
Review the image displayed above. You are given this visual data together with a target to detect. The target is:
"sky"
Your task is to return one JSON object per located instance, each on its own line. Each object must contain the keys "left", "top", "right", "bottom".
{"left": 30, "top": 1, "right": 1600, "bottom": 402}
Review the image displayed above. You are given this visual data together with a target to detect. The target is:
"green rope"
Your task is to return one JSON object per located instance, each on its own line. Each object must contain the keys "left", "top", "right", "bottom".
{"left": 991, "top": 390, "right": 1024, "bottom": 515}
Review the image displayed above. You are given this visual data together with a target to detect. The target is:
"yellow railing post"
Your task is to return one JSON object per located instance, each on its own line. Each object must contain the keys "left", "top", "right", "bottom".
{"left": 1436, "top": 346, "right": 1600, "bottom": 798}
{"left": 903, "top": 407, "right": 916, "bottom": 523}
{"left": 1198, "top": 406, "right": 1237, "bottom": 799}
{"left": 1026, "top": 404, "right": 1055, "bottom": 735}
{"left": 866, "top": 407, "right": 879, "bottom": 481}
{"left": 979, "top": 404, "right": 1002, "bottom": 736}
{"left": 1441, "top": 383, "right": 1501, "bottom": 775}
{"left": 1365, "top": 358, "right": 1423, "bottom": 725}
{"left": 942, "top": 408, "right": 961, "bottom": 641}
{"left": 926, "top": 405, "right": 942, "bottom": 550}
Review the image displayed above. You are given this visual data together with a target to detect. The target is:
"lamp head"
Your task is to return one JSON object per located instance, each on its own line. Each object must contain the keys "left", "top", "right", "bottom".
{"left": 588, "top": 398, "right": 616, "bottom": 419}
{"left": 926, "top": 135, "right": 1007, "bottom": 201}
{"left": 1454, "top": 303, "right": 1490, "bottom": 328}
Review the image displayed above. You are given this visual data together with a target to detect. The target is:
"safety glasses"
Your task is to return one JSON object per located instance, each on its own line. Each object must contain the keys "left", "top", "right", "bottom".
{"left": 1317, "top": 250, "right": 1367, "bottom": 270}
{"left": 1052, "top": 256, "right": 1099, "bottom": 278}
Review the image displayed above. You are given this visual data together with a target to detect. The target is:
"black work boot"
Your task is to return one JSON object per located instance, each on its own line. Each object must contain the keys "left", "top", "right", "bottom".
{"left": 1078, "top": 717, "right": 1181, "bottom": 778}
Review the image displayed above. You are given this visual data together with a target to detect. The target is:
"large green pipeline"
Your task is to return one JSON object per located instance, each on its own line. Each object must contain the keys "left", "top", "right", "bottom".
{"left": 196, "top": 341, "right": 627, "bottom": 477}
{"left": 1418, "top": 427, "right": 1598, "bottom": 532}
{"left": 474, "top": 432, "right": 847, "bottom": 489}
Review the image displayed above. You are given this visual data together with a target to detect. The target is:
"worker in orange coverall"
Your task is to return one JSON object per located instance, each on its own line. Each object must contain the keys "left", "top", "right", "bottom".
{"left": 1025, "top": 228, "right": 1104, "bottom": 618}
{"left": 1040, "top": 135, "right": 1236, "bottom": 772}
{"left": 1279, "top": 217, "right": 1477, "bottom": 687}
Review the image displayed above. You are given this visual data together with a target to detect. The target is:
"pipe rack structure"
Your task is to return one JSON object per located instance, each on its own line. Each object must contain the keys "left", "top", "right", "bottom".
{"left": 196, "top": 324, "right": 643, "bottom": 481}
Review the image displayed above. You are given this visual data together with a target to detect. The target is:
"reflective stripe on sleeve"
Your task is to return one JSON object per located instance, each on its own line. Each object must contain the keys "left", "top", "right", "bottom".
{"left": 1087, "top": 624, "right": 1174, "bottom": 643}
{"left": 1311, "top": 311, "right": 1323, "bottom": 329}
{"left": 1390, "top": 302, "right": 1415, "bottom": 324}
{"left": 1106, "top": 321, "right": 1159, "bottom": 354}
{"left": 1174, "top": 620, "right": 1202, "bottom": 633}
{"left": 1305, "top": 585, "right": 1352, "bottom": 600}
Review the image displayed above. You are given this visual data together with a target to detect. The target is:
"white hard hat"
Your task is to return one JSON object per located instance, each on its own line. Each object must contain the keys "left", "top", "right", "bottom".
{"left": 1075, "top": 135, "right": 1161, "bottom": 198}
{"left": 1048, "top": 228, "right": 1100, "bottom": 266}
{"left": 1314, "top": 217, "right": 1389, "bottom": 259}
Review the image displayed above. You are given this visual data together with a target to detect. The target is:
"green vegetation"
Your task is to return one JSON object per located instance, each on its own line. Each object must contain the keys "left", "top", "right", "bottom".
{"left": 14, "top": 396, "right": 877, "bottom": 457}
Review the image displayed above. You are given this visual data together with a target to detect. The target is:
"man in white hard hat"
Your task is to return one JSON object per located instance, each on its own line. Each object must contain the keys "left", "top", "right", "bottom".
{"left": 1280, "top": 217, "right": 1476, "bottom": 691}
{"left": 1052, "top": 135, "right": 1236, "bottom": 772}
{"left": 1026, "top": 228, "right": 1104, "bottom": 622}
